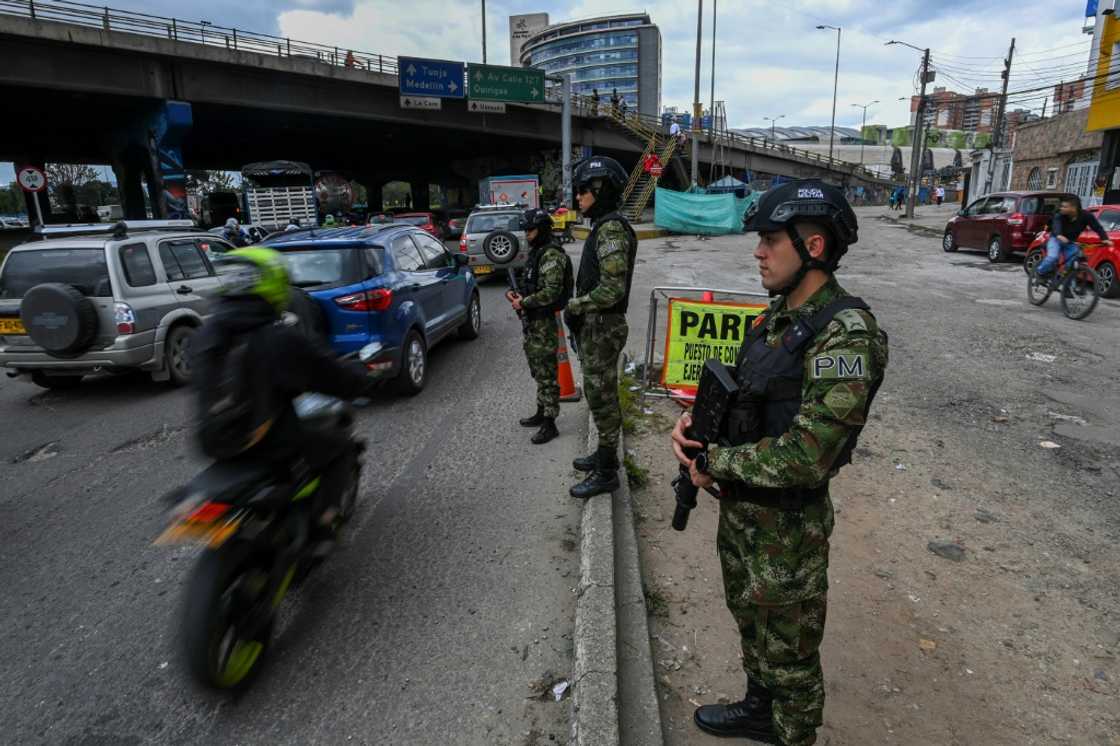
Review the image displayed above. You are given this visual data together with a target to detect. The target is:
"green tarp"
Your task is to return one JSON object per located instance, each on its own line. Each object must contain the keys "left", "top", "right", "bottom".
{"left": 654, "top": 187, "right": 760, "bottom": 235}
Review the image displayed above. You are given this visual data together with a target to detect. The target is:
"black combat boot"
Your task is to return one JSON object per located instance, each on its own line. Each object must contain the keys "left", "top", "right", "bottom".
{"left": 531, "top": 418, "right": 559, "bottom": 444}
{"left": 570, "top": 446, "right": 620, "bottom": 499}
{"left": 693, "top": 682, "right": 776, "bottom": 743}
{"left": 519, "top": 406, "right": 545, "bottom": 427}
{"left": 572, "top": 452, "right": 598, "bottom": 471}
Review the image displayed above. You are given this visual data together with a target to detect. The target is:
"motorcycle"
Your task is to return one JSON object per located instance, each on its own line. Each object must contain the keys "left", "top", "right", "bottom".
{"left": 155, "top": 391, "right": 365, "bottom": 691}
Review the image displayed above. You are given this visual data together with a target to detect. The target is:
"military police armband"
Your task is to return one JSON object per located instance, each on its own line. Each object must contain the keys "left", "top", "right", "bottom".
{"left": 810, "top": 352, "right": 869, "bottom": 380}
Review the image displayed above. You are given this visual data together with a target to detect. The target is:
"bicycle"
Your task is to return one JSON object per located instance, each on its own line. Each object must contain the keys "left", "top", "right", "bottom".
{"left": 1026, "top": 246, "right": 1101, "bottom": 320}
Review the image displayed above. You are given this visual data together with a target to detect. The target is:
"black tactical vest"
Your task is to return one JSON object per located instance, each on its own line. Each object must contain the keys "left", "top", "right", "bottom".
{"left": 575, "top": 212, "right": 638, "bottom": 315}
{"left": 523, "top": 242, "right": 574, "bottom": 321}
{"left": 720, "top": 296, "right": 879, "bottom": 509}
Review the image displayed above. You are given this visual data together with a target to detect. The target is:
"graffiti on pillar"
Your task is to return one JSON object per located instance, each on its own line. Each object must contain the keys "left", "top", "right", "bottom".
{"left": 146, "top": 101, "right": 193, "bottom": 219}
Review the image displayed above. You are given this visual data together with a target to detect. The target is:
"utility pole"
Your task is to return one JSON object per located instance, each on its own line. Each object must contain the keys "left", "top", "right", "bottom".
{"left": 709, "top": 0, "right": 717, "bottom": 130}
{"left": 987, "top": 38, "right": 1015, "bottom": 194}
{"left": 561, "top": 75, "right": 572, "bottom": 209}
{"left": 1041, "top": 96, "right": 1048, "bottom": 119}
{"left": 481, "top": 0, "right": 487, "bottom": 63}
{"left": 905, "top": 47, "right": 930, "bottom": 219}
{"left": 851, "top": 100, "right": 879, "bottom": 165}
{"left": 818, "top": 25, "right": 842, "bottom": 162}
{"left": 691, "top": 0, "right": 704, "bottom": 186}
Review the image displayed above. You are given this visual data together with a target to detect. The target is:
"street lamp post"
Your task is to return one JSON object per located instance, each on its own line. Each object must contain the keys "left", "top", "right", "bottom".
{"left": 691, "top": 0, "right": 704, "bottom": 187}
{"left": 816, "top": 24, "right": 841, "bottom": 162}
{"left": 887, "top": 40, "right": 931, "bottom": 219}
{"left": 200, "top": 20, "right": 211, "bottom": 46}
{"left": 763, "top": 115, "right": 785, "bottom": 142}
{"left": 481, "top": 0, "right": 487, "bottom": 63}
{"left": 851, "top": 100, "right": 879, "bottom": 164}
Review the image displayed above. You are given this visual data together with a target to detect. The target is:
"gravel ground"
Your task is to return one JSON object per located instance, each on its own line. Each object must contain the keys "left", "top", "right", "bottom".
{"left": 622, "top": 208, "right": 1120, "bottom": 745}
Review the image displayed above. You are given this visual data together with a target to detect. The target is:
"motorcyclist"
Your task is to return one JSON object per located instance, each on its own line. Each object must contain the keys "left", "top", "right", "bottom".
{"left": 223, "top": 217, "right": 250, "bottom": 247}
{"left": 192, "top": 247, "right": 376, "bottom": 555}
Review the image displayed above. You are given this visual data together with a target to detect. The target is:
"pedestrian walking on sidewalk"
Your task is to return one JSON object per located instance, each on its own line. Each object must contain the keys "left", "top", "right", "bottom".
{"left": 565, "top": 155, "right": 637, "bottom": 499}
{"left": 672, "top": 180, "right": 889, "bottom": 746}
{"left": 507, "top": 208, "right": 574, "bottom": 445}
{"left": 610, "top": 88, "right": 620, "bottom": 116}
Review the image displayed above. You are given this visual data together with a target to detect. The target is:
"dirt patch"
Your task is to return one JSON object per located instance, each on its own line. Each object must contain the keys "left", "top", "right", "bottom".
{"left": 626, "top": 397, "right": 1120, "bottom": 746}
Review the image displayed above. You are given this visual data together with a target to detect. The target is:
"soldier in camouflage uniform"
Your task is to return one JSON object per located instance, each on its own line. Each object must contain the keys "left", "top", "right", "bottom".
{"left": 672, "top": 181, "right": 889, "bottom": 745}
{"left": 508, "top": 208, "right": 573, "bottom": 445}
{"left": 565, "top": 156, "right": 638, "bottom": 499}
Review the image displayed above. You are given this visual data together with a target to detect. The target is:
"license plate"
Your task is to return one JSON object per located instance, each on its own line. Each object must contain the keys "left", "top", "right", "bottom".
{"left": 473, "top": 265, "right": 493, "bottom": 275}
{"left": 0, "top": 317, "right": 25, "bottom": 335}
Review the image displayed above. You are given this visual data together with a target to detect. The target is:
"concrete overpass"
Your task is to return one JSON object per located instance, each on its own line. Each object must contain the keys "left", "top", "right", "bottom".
{"left": 0, "top": 4, "right": 895, "bottom": 220}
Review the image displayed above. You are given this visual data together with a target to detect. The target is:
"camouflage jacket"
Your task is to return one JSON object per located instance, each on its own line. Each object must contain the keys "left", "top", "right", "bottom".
{"left": 707, "top": 276, "right": 889, "bottom": 488}
{"left": 567, "top": 219, "right": 632, "bottom": 315}
{"left": 520, "top": 244, "right": 568, "bottom": 311}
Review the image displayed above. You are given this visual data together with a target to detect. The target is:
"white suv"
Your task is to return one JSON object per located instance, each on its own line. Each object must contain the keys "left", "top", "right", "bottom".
{"left": 0, "top": 221, "right": 237, "bottom": 389}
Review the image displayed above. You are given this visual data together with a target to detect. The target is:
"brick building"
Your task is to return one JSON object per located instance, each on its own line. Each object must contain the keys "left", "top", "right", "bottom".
{"left": 1053, "top": 80, "right": 1086, "bottom": 115}
{"left": 1009, "top": 108, "right": 1103, "bottom": 203}
{"left": 913, "top": 87, "right": 999, "bottom": 133}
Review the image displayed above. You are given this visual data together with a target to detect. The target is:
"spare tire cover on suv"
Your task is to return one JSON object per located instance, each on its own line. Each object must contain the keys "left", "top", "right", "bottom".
{"left": 482, "top": 230, "right": 520, "bottom": 265}
{"left": 19, "top": 283, "right": 100, "bottom": 356}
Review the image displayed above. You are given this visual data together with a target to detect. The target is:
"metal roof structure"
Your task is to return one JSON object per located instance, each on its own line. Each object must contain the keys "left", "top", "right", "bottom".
{"left": 731, "top": 126, "right": 864, "bottom": 142}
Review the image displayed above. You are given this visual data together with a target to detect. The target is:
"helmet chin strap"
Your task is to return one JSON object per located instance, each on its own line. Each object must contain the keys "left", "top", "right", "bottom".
{"left": 771, "top": 224, "right": 835, "bottom": 297}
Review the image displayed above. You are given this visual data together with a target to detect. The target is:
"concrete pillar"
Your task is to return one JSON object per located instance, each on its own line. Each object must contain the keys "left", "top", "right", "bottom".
{"left": 360, "top": 179, "right": 383, "bottom": 212}
{"left": 409, "top": 180, "right": 430, "bottom": 211}
{"left": 112, "top": 154, "right": 147, "bottom": 220}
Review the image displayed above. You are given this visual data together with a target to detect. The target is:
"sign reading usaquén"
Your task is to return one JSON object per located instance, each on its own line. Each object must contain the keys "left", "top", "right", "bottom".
{"left": 661, "top": 298, "right": 767, "bottom": 391}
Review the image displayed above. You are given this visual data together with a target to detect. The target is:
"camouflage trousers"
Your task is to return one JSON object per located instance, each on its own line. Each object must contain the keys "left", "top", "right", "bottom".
{"left": 576, "top": 312, "right": 628, "bottom": 450}
{"left": 523, "top": 316, "right": 559, "bottom": 419}
{"left": 718, "top": 499, "right": 834, "bottom": 746}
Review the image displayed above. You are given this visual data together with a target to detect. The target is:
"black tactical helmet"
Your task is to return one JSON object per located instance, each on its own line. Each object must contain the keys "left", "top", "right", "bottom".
{"left": 521, "top": 207, "right": 553, "bottom": 247}
{"left": 573, "top": 155, "right": 628, "bottom": 216}
{"left": 742, "top": 180, "right": 858, "bottom": 294}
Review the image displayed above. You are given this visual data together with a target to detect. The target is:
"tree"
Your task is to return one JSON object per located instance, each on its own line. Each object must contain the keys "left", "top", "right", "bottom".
{"left": 0, "top": 182, "right": 25, "bottom": 214}
{"left": 186, "top": 170, "right": 237, "bottom": 195}
{"left": 45, "top": 163, "right": 99, "bottom": 194}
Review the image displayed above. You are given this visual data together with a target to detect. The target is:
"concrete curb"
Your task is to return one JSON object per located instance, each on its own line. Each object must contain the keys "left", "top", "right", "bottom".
{"left": 570, "top": 417, "right": 619, "bottom": 746}
{"left": 876, "top": 212, "right": 945, "bottom": 239}
{"left": 569, "top": 405, "right": 665, "bottom": 746}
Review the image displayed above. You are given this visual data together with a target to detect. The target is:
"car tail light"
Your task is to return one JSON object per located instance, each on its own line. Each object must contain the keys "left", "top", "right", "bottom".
{"left": 334, "top": 288, "right": 393, "bottom": 312}
{"left": 459, "top": 236, "right": 468, "bottom": 253}
{"left": 1007, "top": 213, "right": 1025, "bottom": 226}
{"left": 114, "top": 302, "right": 136, "bottom": 334}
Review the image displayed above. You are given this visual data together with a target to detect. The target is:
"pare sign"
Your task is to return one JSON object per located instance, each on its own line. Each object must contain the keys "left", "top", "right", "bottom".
{"left": 660, "top": 297, "right": 767, "bottom": 391}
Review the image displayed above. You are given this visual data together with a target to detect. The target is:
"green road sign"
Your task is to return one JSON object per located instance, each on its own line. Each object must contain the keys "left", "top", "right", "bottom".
{"left": 468, "top": 63, "right": 546, "bottom": 103}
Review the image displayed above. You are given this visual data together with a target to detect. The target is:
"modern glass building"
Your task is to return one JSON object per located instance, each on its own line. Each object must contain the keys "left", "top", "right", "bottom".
{"left": 517, "top": 13, "right": 662, "bottom": 118}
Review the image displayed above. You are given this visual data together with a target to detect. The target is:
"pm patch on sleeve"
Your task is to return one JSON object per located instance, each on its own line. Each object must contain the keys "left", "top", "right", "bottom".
{"left": 810, "top": 353, "right": 868, "bottom": 380}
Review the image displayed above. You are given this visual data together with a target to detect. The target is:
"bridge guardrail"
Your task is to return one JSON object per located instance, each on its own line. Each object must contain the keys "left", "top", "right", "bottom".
{"left": 0, "top": 0, "right": 400, "bottom": 74}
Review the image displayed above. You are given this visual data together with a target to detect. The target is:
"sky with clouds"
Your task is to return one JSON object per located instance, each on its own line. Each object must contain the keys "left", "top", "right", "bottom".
{"left": 0, "top": 0, "right": 1098, "bottom": 187}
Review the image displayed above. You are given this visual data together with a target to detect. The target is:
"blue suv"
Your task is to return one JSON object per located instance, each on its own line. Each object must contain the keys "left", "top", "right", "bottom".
{"left": 262, "top": 225, "right": 481, "bottom": 394}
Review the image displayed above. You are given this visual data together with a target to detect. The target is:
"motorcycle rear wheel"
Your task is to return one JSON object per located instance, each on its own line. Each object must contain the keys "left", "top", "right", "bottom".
{"left": 181, "top": 543, "right": 289, "bottom": 691}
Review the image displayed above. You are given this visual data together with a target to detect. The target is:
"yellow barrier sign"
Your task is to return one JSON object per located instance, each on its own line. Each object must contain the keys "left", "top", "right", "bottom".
{"left": 661, "top": 298, "right": 767, "bottom": 391}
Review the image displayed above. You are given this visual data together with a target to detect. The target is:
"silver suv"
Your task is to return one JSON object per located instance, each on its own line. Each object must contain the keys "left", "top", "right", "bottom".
{"left": 0, "top": 221, "right": 237, "bottom": 389}
{"left": 458, "top": 204, "right": 529, "bottom": 280}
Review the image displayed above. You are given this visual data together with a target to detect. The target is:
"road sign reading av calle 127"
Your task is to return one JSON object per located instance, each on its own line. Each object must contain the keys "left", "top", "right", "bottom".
{"left": 468, "top": 63, "right": 546, "bottom": 103}
{"left": 398, "top": 56, "right": 465, "bottom": 99}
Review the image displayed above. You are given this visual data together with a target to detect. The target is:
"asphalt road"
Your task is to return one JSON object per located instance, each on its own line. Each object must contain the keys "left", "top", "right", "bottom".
{"left": 0, "top": 279, "right": 584, "bottom": 745}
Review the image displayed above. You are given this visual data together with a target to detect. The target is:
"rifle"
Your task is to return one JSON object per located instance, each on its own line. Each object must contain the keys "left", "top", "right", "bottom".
{"left": 671, "top": 359, "right": 739, "bottom": 531}
{"left": 506, "top": 268, "right": 528, "bottom": 331}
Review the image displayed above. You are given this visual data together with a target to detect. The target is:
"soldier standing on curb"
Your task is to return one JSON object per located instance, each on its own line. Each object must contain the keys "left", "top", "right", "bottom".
{"left": 671, "top": 181, "right": 889, "bottom": 745}
{"left": 565, "top": 156, "right": 638, "bottom": 499}
{"left": 507, "top": 208, "right": 573, "bottom": 445}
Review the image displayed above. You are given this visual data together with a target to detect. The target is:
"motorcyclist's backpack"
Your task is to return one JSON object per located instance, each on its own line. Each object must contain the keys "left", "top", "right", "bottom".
{"left": 195, "top": 333, "right": 276, "bottom": 460}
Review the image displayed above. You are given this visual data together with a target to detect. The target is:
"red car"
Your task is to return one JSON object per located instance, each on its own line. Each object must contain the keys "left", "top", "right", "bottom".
{"left": 1023, "top": 203, "right": 1120, "bottom": 298}
{"left": 943, "top": 191, "right": 1074, "bottom": 263}
{"left": 394, "top": 212, "right": 447, "bottom": 240}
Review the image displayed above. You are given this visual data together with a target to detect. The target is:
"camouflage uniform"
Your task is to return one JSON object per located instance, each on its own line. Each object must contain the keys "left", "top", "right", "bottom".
{"left": 519, "top": 243, "right": 569, "bottom": 419}
{"left": 568, "top": 218, "right": 635, "bottom": 450}
{"left": 706, "top": 277, "right": 888, "bottom": 746}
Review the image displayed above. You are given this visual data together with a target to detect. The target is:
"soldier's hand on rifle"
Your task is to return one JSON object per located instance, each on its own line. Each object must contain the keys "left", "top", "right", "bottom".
{"left": 506, "top": 291, "right": 523, "bottom": 311}
{"left": 688, "top": 459, "right": 715, "bottom": 491}
{"left": 671, "top": 412, "right": 702, "bottom": 466}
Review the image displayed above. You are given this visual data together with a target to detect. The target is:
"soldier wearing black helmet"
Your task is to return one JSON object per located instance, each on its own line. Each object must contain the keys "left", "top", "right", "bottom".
{"left": 670, "top": 180, "right": 889, "bottom": 745}
{"left": 507, "top": 207, "right": 574, "bottom": 444}
{"left": 565, "top": 155, "right": 638, "bottom": 499}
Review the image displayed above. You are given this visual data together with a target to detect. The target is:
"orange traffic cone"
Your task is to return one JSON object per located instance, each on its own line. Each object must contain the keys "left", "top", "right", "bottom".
{"left": 556, "top": 311, "right": 582, "bottom": 402}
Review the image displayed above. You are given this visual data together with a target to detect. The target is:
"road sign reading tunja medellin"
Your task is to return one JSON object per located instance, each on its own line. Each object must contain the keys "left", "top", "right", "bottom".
{"left": 398, "top": 56, "right": 465, "bottom": 99}
{"left": 468, "top": 63, "right": 546, "bottom": 103}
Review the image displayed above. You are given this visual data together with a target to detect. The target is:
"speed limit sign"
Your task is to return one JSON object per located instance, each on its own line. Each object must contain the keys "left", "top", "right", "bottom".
{"left": 17, "top": 166, "right": 47, "bottom": 193}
